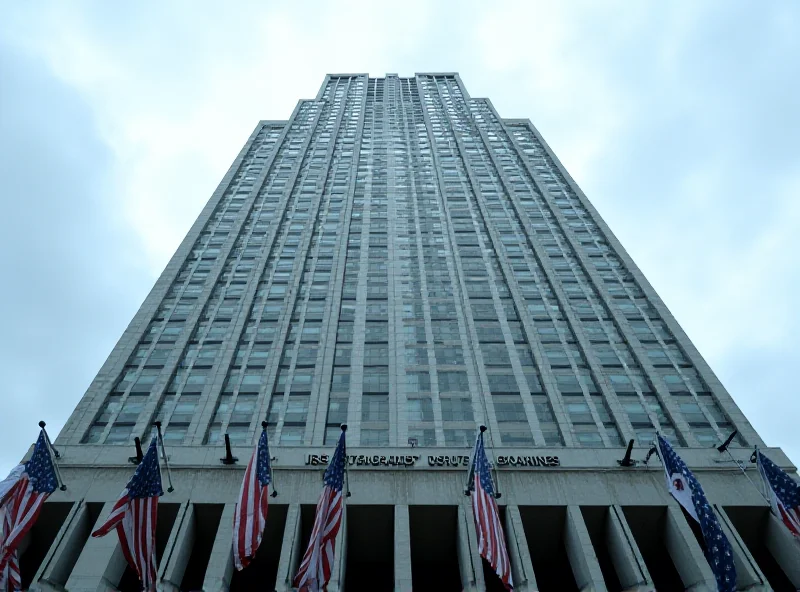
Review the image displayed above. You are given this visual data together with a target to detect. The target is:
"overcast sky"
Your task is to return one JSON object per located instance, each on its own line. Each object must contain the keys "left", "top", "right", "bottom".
{"left": 1, "top": 1, "right": 798, "bottom": 474}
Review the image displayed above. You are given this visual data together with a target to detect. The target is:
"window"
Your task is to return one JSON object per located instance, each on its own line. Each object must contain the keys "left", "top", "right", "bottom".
{"left": 406, "top": 371, "right": 431, "bottom": 392}
{"left": 331, "top": 370, "right": 350, "bottom": 393}
{"left": 563, "top": 396, "right": 593, "bottom": 424}
{"left": 435, "top": 346, "right": 464, "bottom": 365}
{"left": 480, "top": 344, "right": 510, "bottom": 366}
{"left": 441, "top": 398, "right": 474, "bottom": 422}
{"left": 362, "top": 394, "right": 389, "bottom": 422}
{"left": 487, "top": 373, "right": 519, "bottom": 394}
{"left": 499, "top": 425, "right": 535, "bottom": 446}
{"left": 407, "top": 398, "right": 434, "bottom": 422}
{"left": 285, "top": 395, "right": 309, "bottom": 424}
{"left": 232, "top": 395, "right": 257, "bottom": 423}
{"left": 363, "top": 368, "right": 390, "bottom": 393}
{"left": 327, "top": 398, "right": 348, "bottom": 425}
{"left": 361, "top": 429, "right": 389, "bottom": 446}
{"left": 438, "top": 371, "right": 469, "bottom": 392}
{"left": 493, "top": 394, "right": 526, "bottom": 422}
{"left": 444, "top": 429, "right": 473, "bottom": 447}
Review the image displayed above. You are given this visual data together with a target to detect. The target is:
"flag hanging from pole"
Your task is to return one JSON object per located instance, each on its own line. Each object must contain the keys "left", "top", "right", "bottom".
{"left": 467, "top": 429, "right": 513, "bottom": 590}
{"left": 293, "top": 429, "right": 346, "bottom": 592}
{"left": 656, "top": 435, "right": 736, "bottom": 592}
{"left": 756, "top": 450, "right": 800, "bottom": 537}
{"left": 233, "top": 427, "right": 272, "bottom": 570}
{"left": 0, "top": 430, "right": 59, "bottom": 591}
{"left": 91, "top": 436, "right": 163, "bottom": 592}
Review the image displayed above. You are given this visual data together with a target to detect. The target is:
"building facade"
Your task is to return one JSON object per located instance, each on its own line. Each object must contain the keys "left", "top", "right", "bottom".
{"left": 15, "top": 74, "right": 800, "bottom": 591}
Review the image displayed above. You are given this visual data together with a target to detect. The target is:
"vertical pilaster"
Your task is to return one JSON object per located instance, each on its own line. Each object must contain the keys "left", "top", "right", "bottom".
{"left": 564, "top": 506, "right": 608, "bottom": 592}
{"left": 202, "top": 503, "right": 235, "bottom": 592}
{"left": 64, "top": 502, "right": 128, "bottom": 592}
{"left": 663, "top": 505, "right": 716, "bottom": 591}
{"left": 394, "top": 504, "right": 413, "bottom": 592}
{"left": 712, "top": 506, "right": 768, "bottom": 591}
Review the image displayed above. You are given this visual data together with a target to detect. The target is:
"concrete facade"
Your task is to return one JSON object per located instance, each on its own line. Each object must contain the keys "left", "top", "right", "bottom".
{"left": 13, "top": 74, "right": 800, "bottom": 590}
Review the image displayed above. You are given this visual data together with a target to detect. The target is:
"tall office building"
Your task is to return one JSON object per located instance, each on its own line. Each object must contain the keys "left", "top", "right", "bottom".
{"left": 16, "top": 74, "right": 799, "bottom": 591}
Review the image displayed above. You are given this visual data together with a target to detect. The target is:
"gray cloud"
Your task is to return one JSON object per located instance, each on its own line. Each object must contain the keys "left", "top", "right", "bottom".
{"left": 0, "top": 45, "right": 152, "bottom": 473}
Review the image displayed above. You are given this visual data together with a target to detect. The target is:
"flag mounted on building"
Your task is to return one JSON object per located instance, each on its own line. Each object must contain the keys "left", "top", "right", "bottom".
{"left": 467, "top": 427, "right": 513, "bottom": 591}
{"left": 91, "top": 436, "right": 164, "bottom": 592}
{"left": 656, "top": 435, "right": 736, "bottom": 592}
{"left": 233, "top": 425, "right": 273, "bottom": 570}
{"left": 0, "top": 429, "right": 60, "bottom": 592}
{"left": 293, "top": 427, "right": 347, "bottom": 592}
{"left": 755, "top": 449, "right": 800, "bottom": 538}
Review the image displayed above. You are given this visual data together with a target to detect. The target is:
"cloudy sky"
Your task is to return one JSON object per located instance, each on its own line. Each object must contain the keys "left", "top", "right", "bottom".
{"left": 1, "top": 1, "right": 798, "bottom": 474}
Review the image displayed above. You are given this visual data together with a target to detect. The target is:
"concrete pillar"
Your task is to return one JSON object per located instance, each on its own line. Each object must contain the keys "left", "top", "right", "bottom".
{"left": 326, "top": 506, "right": 347, "bottom": 592}
{"left": 202, "top": 503, "right": 235, "bottom": 592}
{"left": 64, "top": 501, "right": 128, "bottom": 592}
{"left": 764, "top": 511, "right": 800, "bottom": 587}
{"left": 606, "top": 505, "right": 653, "bottom": 592}
{"left": 30, "top": 501, "right": 84, "bottom": 592}
{"left": 564, "top": 506, "right": 607, "bottom": 592}
{"left": 275, "top": 504, "right": 301, "bottom": 592}
{"left": 457, "top": 501, "right": 485, "bottom": 592}
{"left": 394, "top": 504, "right": 413, "bottom": 592}
{"left": 158, "top": 502, "right": 194, "bottom": 592}
{"left": 663, "top": 505, "right": 716, "bottom": 592}
{"left": 713, "top": 506, "right": 769, "bottom": 591}
{"left": 504, "top": 505, "right": 537, "bottom": 592}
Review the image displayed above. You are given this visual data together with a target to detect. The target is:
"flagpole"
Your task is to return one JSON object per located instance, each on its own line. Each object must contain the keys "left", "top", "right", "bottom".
{"left": 154, "top": 422, "right": 175, "bottom": 493}
{"left": 38, "top": 421, "right": 66, "bottom": 491}
{"left": 464, "top": 426, "right": 481, "bottom": 496}
{"left": 722, "top": 447, "right": 769, "bottom": 506}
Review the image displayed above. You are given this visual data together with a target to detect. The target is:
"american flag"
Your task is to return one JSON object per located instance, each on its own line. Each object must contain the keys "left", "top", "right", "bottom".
{"left": 293, "top": 429, "right": 346, "bottom": 592}
{"left": 656, "top": 435, "right": 736, "bottom": 592}
{"left": 0, "top": 430, "right": 59, "bottom": 592}
{"left": 756, "top": 450, "right": 800, "bottom": 537}
{"left": 467, "top": 430, "right": 513, "bottom": 590}
{"left": 233, "top": 428, "right": 272, "bottom": 570}
{"left": 92, "top": 436, "right": 164, "bottom": 592}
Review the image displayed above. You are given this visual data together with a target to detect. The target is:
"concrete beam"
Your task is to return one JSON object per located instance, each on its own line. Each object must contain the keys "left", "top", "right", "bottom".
{"left": 663, "top": 505, "right": 716, "bottom": 592}
{"left": 564, "top": 505, "right": 607, "bottom": 592}
{"left": 713, "top": 506, "right": 768, "bottom": 591}
{"left": 394, "top": 504, "right": 413, "bottom": 592}
{"left": 326, "top": 506, "right": 348, "bottom": 592}
{"left": 275, "top": 504, "right": 301, "bottom": 592}
{"left": 202, "top": 503, "right": 235, "bottom": 592}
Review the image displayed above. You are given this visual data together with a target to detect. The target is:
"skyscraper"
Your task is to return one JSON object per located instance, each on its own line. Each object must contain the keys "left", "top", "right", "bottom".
{"left": 17, "top": 74, "right": 800, "bottom": 591}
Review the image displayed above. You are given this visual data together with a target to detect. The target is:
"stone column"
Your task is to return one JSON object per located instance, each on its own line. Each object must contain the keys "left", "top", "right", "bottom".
{"left": 30, "top": 501, "right": 84, "bottom": 591}
{"left": 64, "top": 502, "right": 128, "bottom": 592}
{"left": 504, "top": 505, "right": 537, "bottom": 592}
{"left": 326, "top": 506, "right": 348, "bottom": 592}
{"left": 563, "top": 506, "right": 607, "bottom": 592}
{"left": 394, "top": 504, "right": 413, "bottom": 592}
{"left": 158, "top": 502, "right": 194, "bottom": 592}
{"left": 202, "top": 503, "right": 236, "bottom": 592}
{"left": 663, "top": 505, "right": 716, "bottom": 591}
{"left": 456, "top": 502, "right": 485, "bottom": 591}
{"left": 275, "top": 504, "right": 302, "bottom": 592}
{"left": 764, "top": 511, "right": 800, "bottom": 587}
{"left": 606, "top": 505, "right": 653, "bottom": 592}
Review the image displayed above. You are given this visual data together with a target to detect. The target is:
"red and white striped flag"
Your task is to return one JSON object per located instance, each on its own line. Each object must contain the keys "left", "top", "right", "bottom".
{"left": 468, "top": 429, "right": 513, "bottom": 590}
{"left": 91, "top": 437, "right": 163, "bottom": 592}
{"left": 293, "top": 429, "right": 347, "bottom": 592}
{"left": 233, "top": 427, "right": 272, "bottom": 570}
{"left": 0, "top": 430, "right": 59, "bottom": 591}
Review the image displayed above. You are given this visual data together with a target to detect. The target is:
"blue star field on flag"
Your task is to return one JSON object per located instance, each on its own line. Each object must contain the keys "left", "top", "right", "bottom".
{"left": 24, "top": 432, "right": 58, "bottom": 494}
{"left": 323, "top": 431, "right": 346, "bottom": 492}
{"left": 658, "top": 435, "right": 736, "bottom": 592}
{"left": 126, "top": 437, "right": 164, "bottom": 499}
{"left": 256, "top": 429, "right": 272, "bottom": 487}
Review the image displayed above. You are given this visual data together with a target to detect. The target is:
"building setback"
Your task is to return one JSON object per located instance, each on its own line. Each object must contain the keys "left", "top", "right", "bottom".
{"left": 15, "top": 74, "right": 800, "bottom": 591}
